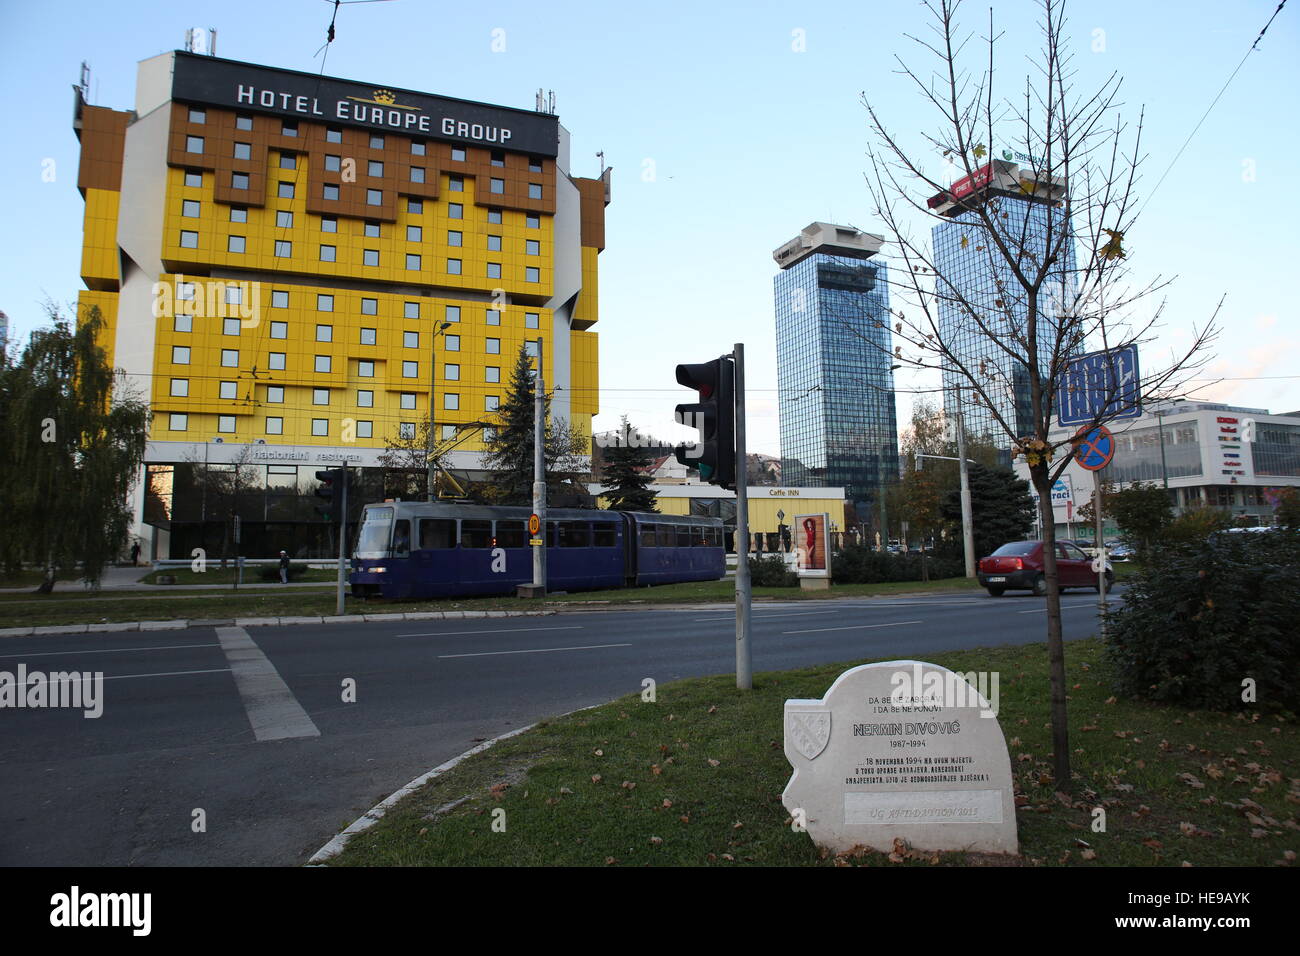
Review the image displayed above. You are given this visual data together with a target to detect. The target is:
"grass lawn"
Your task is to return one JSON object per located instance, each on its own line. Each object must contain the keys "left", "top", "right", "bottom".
{"left": 325, "top": 638, "right": 1298, "bottom": 867}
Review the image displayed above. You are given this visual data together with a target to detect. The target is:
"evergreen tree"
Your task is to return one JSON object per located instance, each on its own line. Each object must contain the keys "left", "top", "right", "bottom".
{"left": 600, "top": 416, "right": 657, "bottom": 512}
{"left": 940, "top": 463, "right": 1035, "bottom": 560}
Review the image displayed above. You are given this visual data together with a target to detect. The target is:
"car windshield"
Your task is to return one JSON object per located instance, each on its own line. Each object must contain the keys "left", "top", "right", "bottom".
{"left": 991, "top": 541, "right": 1038, "bottom": 556}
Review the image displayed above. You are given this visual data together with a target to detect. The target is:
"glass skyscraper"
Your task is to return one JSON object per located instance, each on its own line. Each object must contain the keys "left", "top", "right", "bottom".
{"left": 930, "top": 160, "right": 1076, "bottom": 449}
{"left": 773, "top": 223, "right": 898, "bottom": 523}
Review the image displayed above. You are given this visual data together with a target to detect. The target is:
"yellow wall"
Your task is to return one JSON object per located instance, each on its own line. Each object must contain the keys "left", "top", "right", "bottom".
{"left": 76, "top": 291, "right": 119, "bottom": 369}
{"left": 80, "top": 188, "right": 120, "bottom": 290}
{"left": 614, "top": 492, "right": 844, "bottom": 534}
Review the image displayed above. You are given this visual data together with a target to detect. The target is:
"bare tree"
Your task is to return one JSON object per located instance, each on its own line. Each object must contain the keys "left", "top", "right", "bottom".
{"left": 859, "top": 0, "right": 1219, "bottom": 790}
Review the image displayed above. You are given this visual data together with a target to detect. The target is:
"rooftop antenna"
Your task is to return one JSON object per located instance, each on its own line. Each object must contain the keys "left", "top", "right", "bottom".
{"left": 78, "top": 61, "right": 90, "bottom": 99}
{"left": 597, "top": 150, "right": 605, "bottom": 174}
{"left": 316, "top": 0, "right": 398, "bottom": 60}
{"left": 184, "top": 28, "right": 217, "bottom": 54}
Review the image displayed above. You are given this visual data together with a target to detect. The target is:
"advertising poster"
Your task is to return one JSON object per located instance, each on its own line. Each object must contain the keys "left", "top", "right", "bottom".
{"left": 794, "top": 513, "right": 831, "bottom": 577}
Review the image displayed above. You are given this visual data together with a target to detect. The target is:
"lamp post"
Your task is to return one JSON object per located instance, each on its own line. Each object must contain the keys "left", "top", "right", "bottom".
{"left": 425, "top": 320, "right": 453, "bottom": 501}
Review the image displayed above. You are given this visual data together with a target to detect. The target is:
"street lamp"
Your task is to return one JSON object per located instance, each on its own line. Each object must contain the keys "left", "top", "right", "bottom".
{"left": 1153, "top": 398, "right": 1186, "bottom": 494}
{"left": 425, "top": 320, "right": 454, "bottom": 501}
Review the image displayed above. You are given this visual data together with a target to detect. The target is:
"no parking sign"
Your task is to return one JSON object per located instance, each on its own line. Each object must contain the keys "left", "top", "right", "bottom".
{"left": 1073, "top": 425, "right": 1114, "bottom": 471}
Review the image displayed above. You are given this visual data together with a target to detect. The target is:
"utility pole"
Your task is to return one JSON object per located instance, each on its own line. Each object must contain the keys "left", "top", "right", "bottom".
{"left": 531, "top": 338, "right": 547, "bottom": 594}
{"left": 426, "top": 321, "right": 453, "bottom": 501}
{"left": 337, "top": 464, "right": 347, "bottom": 615}
{"left": 954, "top": 388, "right": 976, "bottom": 578}
{"left": 733, "top": 344, "right": 751, "bottom": 690}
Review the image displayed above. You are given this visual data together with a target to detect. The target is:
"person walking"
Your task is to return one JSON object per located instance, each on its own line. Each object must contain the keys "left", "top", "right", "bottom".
{"left": 129, "top": 542, "right": 141, "bottom": 566}
{"left": 279, "top": 550, "right": 290, "bottom": 584}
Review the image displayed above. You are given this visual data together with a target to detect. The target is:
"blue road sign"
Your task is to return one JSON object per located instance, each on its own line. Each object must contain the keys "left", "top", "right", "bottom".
{"left": 1074, "top": 426, "right": 1115, "bottom": 471}
{"left": 1058, "top": 345, "right": 1141, "bottom": 427}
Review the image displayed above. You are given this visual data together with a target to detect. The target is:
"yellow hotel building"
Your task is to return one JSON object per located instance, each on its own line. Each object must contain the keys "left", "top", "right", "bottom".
{"left": 73, "top": 50, "right": 607, "bottom": 561}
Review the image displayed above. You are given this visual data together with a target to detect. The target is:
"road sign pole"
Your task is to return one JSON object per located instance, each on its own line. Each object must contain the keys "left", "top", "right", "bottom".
{"left": 1094, "top": 468, "right": 1106, "bottom": 633}
{"left": 733, "top": 344, "right": 751, "bottom": 691}
{"left": 338, "top": 463, "right": 347, "bottom": 616}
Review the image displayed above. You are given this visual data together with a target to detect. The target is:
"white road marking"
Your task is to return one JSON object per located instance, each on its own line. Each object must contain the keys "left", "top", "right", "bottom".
{"left": 439, "top": 642, "right": 632, "bottom": 659}
{"left": 396, "top": 625, "right": 584, "bottom": 638}
{"left": 1017, "top": 601, "right": 1119, "bottom": 614}
{"left": 10, "top": 667, "right": 230, "bottom": 685}
{"left": 215, "top": 626, "right": 320, "bottom": 742}
{"left": 782, "top": 620, "right": 924, "bottom": 635}
{"left": 0, "top": 643, "right": 217, "bottom": 660}
{"left": 692, "top": 610, "right": 841, "bottom": 622}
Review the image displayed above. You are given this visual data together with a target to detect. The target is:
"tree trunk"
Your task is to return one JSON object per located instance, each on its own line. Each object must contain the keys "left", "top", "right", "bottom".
{"left": 36, "top": 549, "right": 56, "bottom": 595}
{"left": 1033, "top": 464, "right": 1072, "bottom": 792}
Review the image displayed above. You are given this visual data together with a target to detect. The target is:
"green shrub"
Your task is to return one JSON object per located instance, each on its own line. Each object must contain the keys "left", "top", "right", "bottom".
{"left": 747, "top": 555, "right": 799, "bottom": 587}
{"left": 257, "top": 562, "right": 311, "bottom": 582}
{"left": 831, "top": 544, "right": 965, "bottom": 584}
{"left": 1104, "top": 529, "right": 1300, "bottom": 710}
{"left": 1163, "top": 506, "right": 1233, "bottom": 547}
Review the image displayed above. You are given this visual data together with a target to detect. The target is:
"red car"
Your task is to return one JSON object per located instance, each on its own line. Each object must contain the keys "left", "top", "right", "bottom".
{"left": 977, "top": 540, "right": 1113, "bottom": 597}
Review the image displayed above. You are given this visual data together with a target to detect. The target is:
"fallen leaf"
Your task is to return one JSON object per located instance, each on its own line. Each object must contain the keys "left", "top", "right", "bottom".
{"left": 649, "top": 836, "right": 663, "bottom": 845}
{"left": 708, "top": 759, "right": 720, "bottom": 767}
{"left": 591, "top": 774, "right": 602, "bottom": 784}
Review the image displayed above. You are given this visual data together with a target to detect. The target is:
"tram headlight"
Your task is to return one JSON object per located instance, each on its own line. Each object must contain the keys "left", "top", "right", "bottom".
{"left": 369, "top": 566, "right": 387, "bottom": 574}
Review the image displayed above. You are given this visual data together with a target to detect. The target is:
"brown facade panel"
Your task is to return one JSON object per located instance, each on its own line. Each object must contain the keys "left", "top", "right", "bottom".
{"left": 76, "top": 105, "right": 129, "bottom": 193}
{"left": 574, "top": 177, "right": 608, "bottom": 252}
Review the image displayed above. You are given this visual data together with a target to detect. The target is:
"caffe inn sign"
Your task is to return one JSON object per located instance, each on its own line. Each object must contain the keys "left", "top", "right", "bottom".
{"left": 170, "top": 51, "right": 558, "bottom": 157}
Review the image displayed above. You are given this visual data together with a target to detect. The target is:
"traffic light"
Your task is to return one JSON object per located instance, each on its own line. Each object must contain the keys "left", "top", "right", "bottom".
{"left": 674, "top": 356, "right": 736, "bottom": 489}
{"left": 315, "top": 467, "right": 349, "bottom": 521}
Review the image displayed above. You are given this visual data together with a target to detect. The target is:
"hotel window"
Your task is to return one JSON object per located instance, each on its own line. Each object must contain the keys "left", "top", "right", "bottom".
{"left": 317, "top": 294, "right": 333, "bottom": 311}
{"left": 364, "top": 249, "right": 380, "bottom": 267}
{"left": 405, "top": 301, "right": 421, "bottom": 319}
{"left": 220, "top": 381, "right": 237, "bottom": 400}
{"left": 312, "top": 419, "right": 328, "bottom": 436}
{"left": 233, "top": 142, "right": 251, "bottom": 160}
{"left": 320, "top": 216, "right": 337, "bottom": 233}
{"left": 320, "top": 245, "right": 336, "bottom": 262}
{"left": 276, "top": 210, "right": 293, "bottom": 228}
{"left": 408, "top": 198, "right": 423, "bottom": 214}
{"left": 361, "top": 297, "right": 377, "bottom": 315}
{"left": 228, "top": 236, "right": 246, "bottom": 253}
{"left": 529, "top": 157, "right": 543, "bottom": 173}
{"left": 526, "top": 239, "right": 540, "bottom": 256}
{"left": 326, "top": 126, "right": 342, "bottom": 143}
{"left": 446, "top": 258, "right": 462, "bottom": 275}
{"left": 231, "top": 172, "right": 249, "bottom": 190}
{"left": 526, "top": 267, "right": 540, "bottom": 283}
{"left": 182, "top": 200, "right": 200, "bottom": 218}
{"left": 451, "top": 147, "right": 466, "bottom": 162}
{"left": 447, "top": 230, "right": 462, "bottom": 247}
{"left": 444, "top": 363, "right": 460, "bottom": 381}
{"left": 444, "top": 393, "right": 459, "bottom": 410}
{"left": 485, "top": 338, "right": 500, "bottom": 354}
{"left": 323, "top": 183, "right": 339, "bottom": 201}
{"left": 482, "top": 427, "right": 496, "bottom": 442}
{"left": 368, "top": 160, "right": 383, "bottom": 177}
{"left": 270, "top": 321, "right": 287, "bottom": 338}
{"left": 223, "top": 318, "right": 241, "bottom": 336}
{"left": 230, "top": 207, "right": 248, "bottom": 223}
{"left": 369, "top": 134, "right": 384, "bottom": 148}
{"left": 448, "top": 175, "right": 463, "bottom": 191}
{"left": 187, "top": 107, "right": 205, "bottom": 124}
{"left": 526, "top": 213, "right": 540, "bottom": 228}
{"left": 525, "top": 312, "right": 539, "bottom": 329}
{"left": 411, "top": 140, "right": 426, "bottom": 156}
{"left": 180, "top": 230, "right": 198, "bottom": 249}
{"left": 528, "top": 184, "right": 543, "bottom": 200}
{"left": 407, "top": 225, "right": 422, "bottom": 242}
{"left": 267, "top": 386, "right": 284, "bottom": 403}
{"left": 410, "top": 167, "right": 425, "bottom": 183}
{"left": 170, "top": 378, "right": 188, "bottom": 397}
{"left": 218, "top": 416, "right": 236, "bottom": 434}
{"left": 487, "top": 235, "right": 502, "bottom": 251}
{"left": 358, "top": 360, "right": 375, "bottom": 377}
{"left": 404, "top": 331, "right": 420, "bottom": 349}
{"left": 265, "top": 417, "right": 283, "bottom": 435}
{"left": 186, "top": 135, "right": 204, "bottom": 154}
{"left": 360, "top": 328, "right": 377, "bottom": 345}
{"left": 402, "top": 361, "right": 418, "bottom": 378}
{"left": 173, "top": 315, "right": 192, "bottom": 333}
{"left": 357, "top": 390, "right": 373, "bottom": 407}
{"left": 441, "top": 425, "right": 457, "bottom": 440}
{"left": 364, "top": 221, "right": 381, "bottom": 238}
{"left": 356, "top": 420, "right": 373, "bottom": 439}
{"left": 225, "top": 286, "right": 242, "bottom": 305}
{"left": 315, "top": 355, "right": 331, "bottom": 373}
{"left": 169, "top": 414, "right": 188, "bottom": 431}
{"left": 486, "top": 263, "right": 501, "bottom": 279}
{"left": 280, "top": 154, "right": 296, "bottom": 170}
{"left": 316, "top": 324, "right": 333, "bottom": 342}
{"left": 324, "top": 154, "right": 341, "bottom": 172}
{"left": 269, "top": 352, "right": 286, "bottom": 370}
{"left": 490, "top": 178, "right": 504, "bottom": 194}
{"left": 448, "top": 202, "right": 463, "bottom": 219}
{"left": 278, "top": 181, "right": 294, "bottom": 199}
{"left": 399, "top": 422, "right": 415, "bottom": 440}
{"left": 271, "top": 290, "right": 289, "bottom": 308}
{"left": 313, "top": 388, "right": 330, "bottom": 406}
{"left": 485, "top": 395, "right": 499, "bottom": 411}
{"left": 406, "top": 254, "right": 421, "bottom": 270}
{"left": 491, "top": 150, "right": 505, "bottom": 167}
{"left": 236, "top": 114, "right": 253, "bottom": 131}
{"left": 177, "top": 282, "right": 195, "bottom": 301}
{"left": 487, "top": 208, "right": 502, "bottom": 224}
{"left": 281, "top": 121, "right": 298, "bottom": 137}
{"left": 274, "top": 240, "right": 292, "bottom": 257}
{"left": 525, "top": 341, "right": 538, "bottom": 358}
{"left": 486, "top": 309, "right": 501, "bottom": 326}
{"left": 444, "top": 335, "right": 460, "bottom": 351}
{"left": 184, "top": 170, "right": 203, "bottom": 188}
{"left": 221, "top": 349, "right": 239, "bottom": 367}
{"left": 400, "top": 393, "right": 417, "bottom": 410}
{"left": 486, "top": 366, "right": 500, "bottom": 383}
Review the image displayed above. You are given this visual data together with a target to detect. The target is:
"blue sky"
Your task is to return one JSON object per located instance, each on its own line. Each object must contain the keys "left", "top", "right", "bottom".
{"left": 1, "top": 0, "right": 1296, "bottom": 459}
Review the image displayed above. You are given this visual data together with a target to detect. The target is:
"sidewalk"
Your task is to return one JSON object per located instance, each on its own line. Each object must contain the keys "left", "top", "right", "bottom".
{"left": 0, "top": 565, "right": 333, "bottom": 594}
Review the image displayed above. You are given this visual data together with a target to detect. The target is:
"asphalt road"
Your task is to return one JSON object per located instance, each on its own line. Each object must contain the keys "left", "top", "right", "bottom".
{"left": 0, "top": 587, "right": 1123, "bottom": 866}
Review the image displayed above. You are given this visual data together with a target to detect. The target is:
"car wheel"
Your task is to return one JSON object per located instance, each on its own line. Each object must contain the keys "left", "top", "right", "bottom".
{"left": 1032, "top": 574, "right": 1047, "bottom": 597}
{"left": 987, "top": 587, "right": 1005, "bottom": 597}
{"left": 1096, "top": 572, "right": 1114, "bottom": 594}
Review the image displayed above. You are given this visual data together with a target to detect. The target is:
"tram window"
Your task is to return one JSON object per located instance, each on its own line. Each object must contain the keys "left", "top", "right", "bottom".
{"left": 711, "top": 527, "right": 723, "bottom": 547}
{"left": 557, "top": 522, "right": 589, "bottom": 547}
{"left": 593, "top": 524, "right": 617, "bottom": 548}
{"left": 461, "top": 520, "right": 493, "bottom": 548}
{"left": 392, "top": 520, "right": 411, "bottom": 555}
{"left": 640, "top": 525, "right": 657, "bottom": 548}
{"left": 677, "top": 525, "right": 692, "bottom": 547}
{"left": 419, "top": 519, "right": 457, "bottom": 549}
{"left": 656, "top": 525, "right": 673, "bottom": 548}
{"left": 496, "top": 521, "right": 526, "bottom": 548}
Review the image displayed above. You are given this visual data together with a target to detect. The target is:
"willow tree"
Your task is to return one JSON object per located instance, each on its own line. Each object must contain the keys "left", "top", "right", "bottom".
{"left": 1, "top": 304, "right": 150, "bottom": 591}
{"left": 860, "top": 0, "right": 1218, "bottom": 789}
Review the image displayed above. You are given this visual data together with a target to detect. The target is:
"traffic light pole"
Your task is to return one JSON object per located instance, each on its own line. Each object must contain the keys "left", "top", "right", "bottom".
{"left": 954, "top": 389, "right": 976, "bottom": 578}
{"left": 337, "top": 464, "right": 347, "bottom": 616}
{"left": 733, "top": 343, "right": 752, "bottom": 691}
{"left": 531, "top": 338, "right": 547, "bottom": 594}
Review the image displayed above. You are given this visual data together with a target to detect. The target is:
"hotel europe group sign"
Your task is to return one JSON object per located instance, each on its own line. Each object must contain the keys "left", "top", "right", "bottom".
{"left": 170, "top": 51, "right": 559, "bottom": 157}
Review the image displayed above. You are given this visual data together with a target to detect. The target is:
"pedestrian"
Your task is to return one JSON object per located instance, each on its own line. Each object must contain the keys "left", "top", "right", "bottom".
{"left": 129, "top": 542, "right": 141, "bottom": 566}
{"left": 279, "top": 550, "right": 290, "bottom": 584}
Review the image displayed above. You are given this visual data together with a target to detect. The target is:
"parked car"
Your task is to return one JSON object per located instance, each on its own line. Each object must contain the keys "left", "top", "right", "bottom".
{"left": 977, "top": 540, "right": 1113, "bottom": 597}
{"left": 1107, "top": 541, "right": 1134, "bottom": 561}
